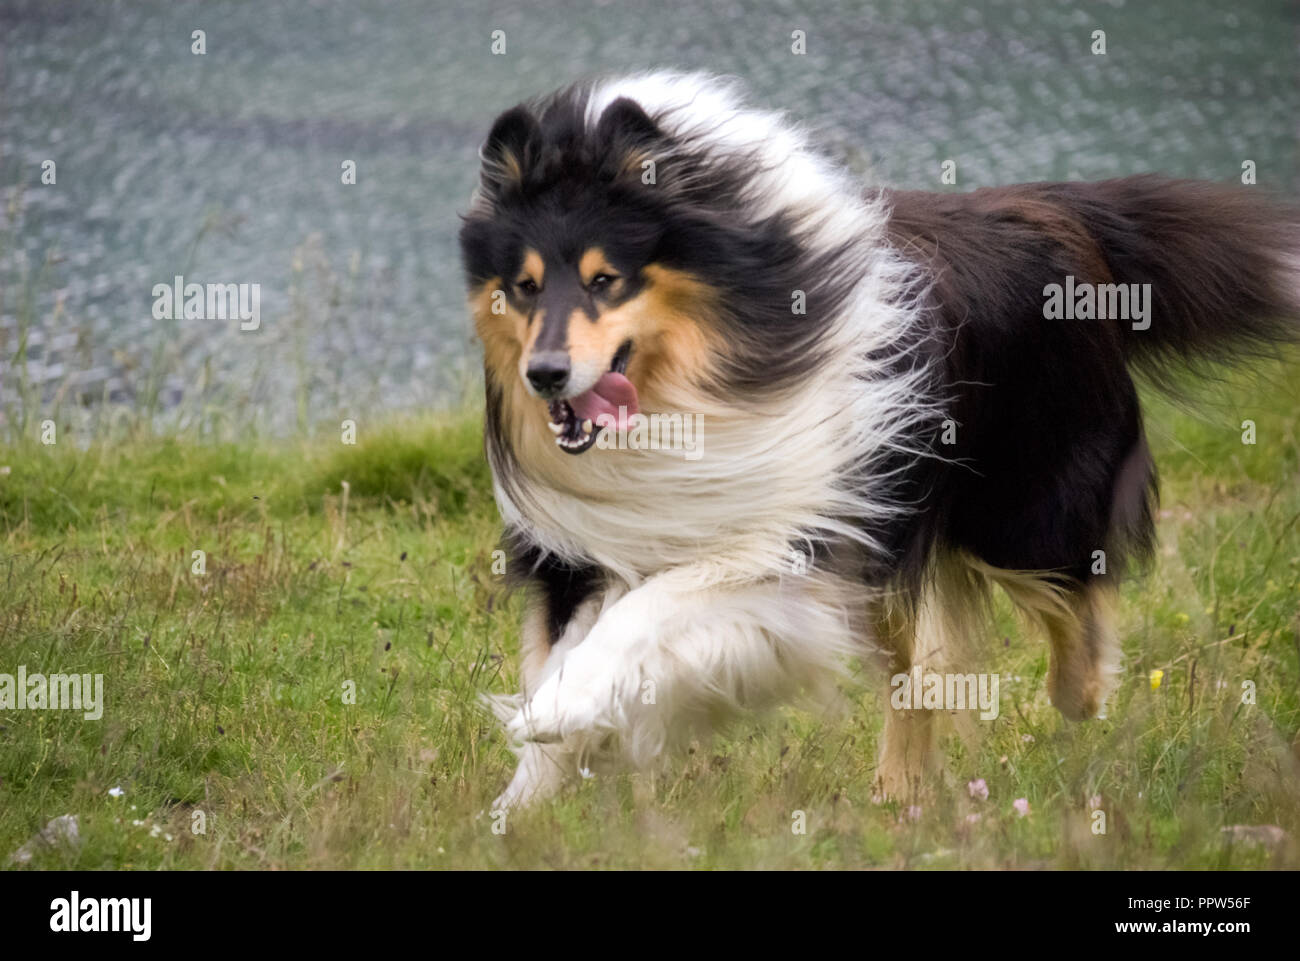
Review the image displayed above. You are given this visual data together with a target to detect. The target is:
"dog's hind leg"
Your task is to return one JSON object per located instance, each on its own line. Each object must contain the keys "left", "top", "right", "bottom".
{"left": 983, "top": 566, "right": 1122, "bottom": 722}
{"left": 1042, "top": 580, "right": 1121, "bottom": 721}
{"left": 1032, "top": 431, "right": 1150, "bottom": 721}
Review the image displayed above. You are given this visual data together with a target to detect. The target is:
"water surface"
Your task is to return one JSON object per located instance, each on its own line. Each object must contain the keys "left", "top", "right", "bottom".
{"left": 2, "top": 0, "right": 1295, "bottom": 432}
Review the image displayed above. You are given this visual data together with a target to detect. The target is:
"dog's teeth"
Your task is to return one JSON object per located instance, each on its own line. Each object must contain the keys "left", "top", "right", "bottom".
{"left": 547, "top": 421, "right": 562, "bottom": 434}
{"left": 582, "top": 419, "right": 593, "bottom": 434}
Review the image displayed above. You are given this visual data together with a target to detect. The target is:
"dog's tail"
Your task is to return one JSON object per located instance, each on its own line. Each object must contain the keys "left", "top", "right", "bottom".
{"left": 884, "top": 175, "right": 1300, "bottom": 383}
{"left": 1040, "top": 175, "right": 1300, "bottom": 378}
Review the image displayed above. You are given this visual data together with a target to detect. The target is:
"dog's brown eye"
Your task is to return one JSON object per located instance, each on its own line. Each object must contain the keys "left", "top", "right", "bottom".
{"left": 516, "top": 278, "right": 539, "bottom": 295}
{"left": 588, "top": 273, "right": 617, "bottom": 292}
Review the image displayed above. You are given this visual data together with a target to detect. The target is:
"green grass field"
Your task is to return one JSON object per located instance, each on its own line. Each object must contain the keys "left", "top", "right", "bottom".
{"left": 2, "top": 361, "right": 1299, "bottom": 870}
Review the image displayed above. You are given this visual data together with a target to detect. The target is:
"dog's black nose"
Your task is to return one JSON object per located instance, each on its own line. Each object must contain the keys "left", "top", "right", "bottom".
{"left": 526, "top": 352, "right": 570, "bottom": 396}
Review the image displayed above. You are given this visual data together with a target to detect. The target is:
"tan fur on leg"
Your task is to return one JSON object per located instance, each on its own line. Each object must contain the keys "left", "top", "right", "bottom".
{"left": 518, "top": 590, "right": 604, "bottom": 694}
{"left": 872, "top": 554, "right": 988, "bottom": 799}
{"left": 517, "top": 598, "right": 553, "bottom": 694}
{"left": 871, "top": 600, "right": 931, "bottom": 801}
{"left": 970, "top": 560, "right": 1121, "bottom": 721}
{"left": 1041, "top": 581, "right": 1120, "bottom": 721}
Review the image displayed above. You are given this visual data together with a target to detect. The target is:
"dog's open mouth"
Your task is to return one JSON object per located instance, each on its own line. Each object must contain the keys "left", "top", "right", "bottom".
{"left": 547, "top": 340, "right": 639, "bottom": 455}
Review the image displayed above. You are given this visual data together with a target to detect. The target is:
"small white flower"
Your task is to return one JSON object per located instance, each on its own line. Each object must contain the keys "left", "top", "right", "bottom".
{"left": 108, "top": 786, "right": 125, "bottom": 798}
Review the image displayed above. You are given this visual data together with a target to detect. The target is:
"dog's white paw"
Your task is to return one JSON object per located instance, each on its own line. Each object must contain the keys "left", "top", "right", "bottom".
{"left": 505, "top": 685, "right": 605, "bottom": 744}
{"left": 505, "top": 655, "right": 624, "bottom": 745}
{"left": 480, "top": 691, "right": 524, "bottom": 724}
{"left": 492, "top": 743, "right": 574, "bottom": 810}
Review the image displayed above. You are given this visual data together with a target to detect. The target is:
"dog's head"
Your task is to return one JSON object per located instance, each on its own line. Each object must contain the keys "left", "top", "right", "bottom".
{"left": 459, "top": 93, "right": 718, "bottom": 456}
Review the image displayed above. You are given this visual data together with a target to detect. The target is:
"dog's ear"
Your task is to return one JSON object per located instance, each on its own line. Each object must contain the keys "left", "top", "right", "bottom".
{"left": 595, "top": 97, "right": 663, "bottom": 182}
{"left": 596, "top": 97, "right": 660, "bottom": 145}
{"left": 479, "top": 105, "right": 540, "bottom": 198}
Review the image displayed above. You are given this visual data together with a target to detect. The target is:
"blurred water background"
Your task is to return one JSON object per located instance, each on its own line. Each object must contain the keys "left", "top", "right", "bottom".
{"left": 1, "top": 0, "right": 1296, "bottom": 438}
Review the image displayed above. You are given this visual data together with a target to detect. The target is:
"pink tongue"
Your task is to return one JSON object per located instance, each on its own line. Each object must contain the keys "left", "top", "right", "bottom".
{"left": 568, "top": 372, "right": 639, "bottom": 431}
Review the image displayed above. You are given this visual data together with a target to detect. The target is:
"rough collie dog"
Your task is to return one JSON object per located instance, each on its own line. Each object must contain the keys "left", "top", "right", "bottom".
{"left": 458, "top": 71, "right": 1299, "bottom": 808}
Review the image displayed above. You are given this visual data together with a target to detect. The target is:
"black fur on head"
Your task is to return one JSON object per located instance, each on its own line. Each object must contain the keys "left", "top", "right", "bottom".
{"left": 459, "top": 81, "right": 874, "bottom": 403}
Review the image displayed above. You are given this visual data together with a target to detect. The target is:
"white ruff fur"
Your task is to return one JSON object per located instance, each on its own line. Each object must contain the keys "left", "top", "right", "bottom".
{"left": 488, "top": 72, "right": 936, "bottom": 809}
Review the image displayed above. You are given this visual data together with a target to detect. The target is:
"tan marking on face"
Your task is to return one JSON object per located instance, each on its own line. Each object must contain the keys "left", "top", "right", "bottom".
{"left": 469, "top": 276, "right": 528, "bottom": 390}
{"left": 518, "top": 248, "right": 545, "bottom": 287}
{"left": 619, "top": 265, "right": 720, "bottom": 406}
{"left": 476, "top": 249, "right": 553, "bottom": 388}
{"left": 471, "top": 276, "right": 556, "bottom": 465}
{"left": 578, "top": 248, "right": 615, "bottom": 285}
{"left": 517, "top": 305, "right": 548, "bottom": 377}
{"left": 564, "top": 301, "right": 625, "bottom": 385}
{"left": 512, "top": 249, "right": 550, "bottom": 383}
{"left": 475, "top": 262, "right": 724, "bottom": 484}
{"left": 577, "top": 247, "right": 627, "bottom": 301}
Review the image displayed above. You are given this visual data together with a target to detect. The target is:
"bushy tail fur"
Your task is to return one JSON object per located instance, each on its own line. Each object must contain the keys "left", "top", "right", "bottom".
{"left": 1043, "top": 175, "right": 1300, "bottom": 376}
{"left": 884, "top": 175, "right": 1300, "bottom": 381}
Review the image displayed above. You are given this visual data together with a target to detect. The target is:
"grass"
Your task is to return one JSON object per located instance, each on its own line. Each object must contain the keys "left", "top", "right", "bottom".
{"left": 1, "top": 361, "right": 1299, "bottom": 870}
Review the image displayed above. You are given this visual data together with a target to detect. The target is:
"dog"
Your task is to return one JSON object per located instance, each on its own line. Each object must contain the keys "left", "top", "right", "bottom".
{"left": 458, "top": 71, "right": 1299, "bottom": 808}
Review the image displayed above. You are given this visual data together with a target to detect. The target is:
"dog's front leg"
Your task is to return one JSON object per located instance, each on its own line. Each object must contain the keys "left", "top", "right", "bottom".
{"left": 504, "top": 566, "right": 857, "bottom": 770}
{"left": 489, "top": 587, "right": 610, "bottom": 810}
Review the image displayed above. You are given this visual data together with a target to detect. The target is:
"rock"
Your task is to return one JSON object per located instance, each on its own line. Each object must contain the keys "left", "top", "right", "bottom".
{"left": 8, "top": 814, "right": 81, "bottom": 865}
